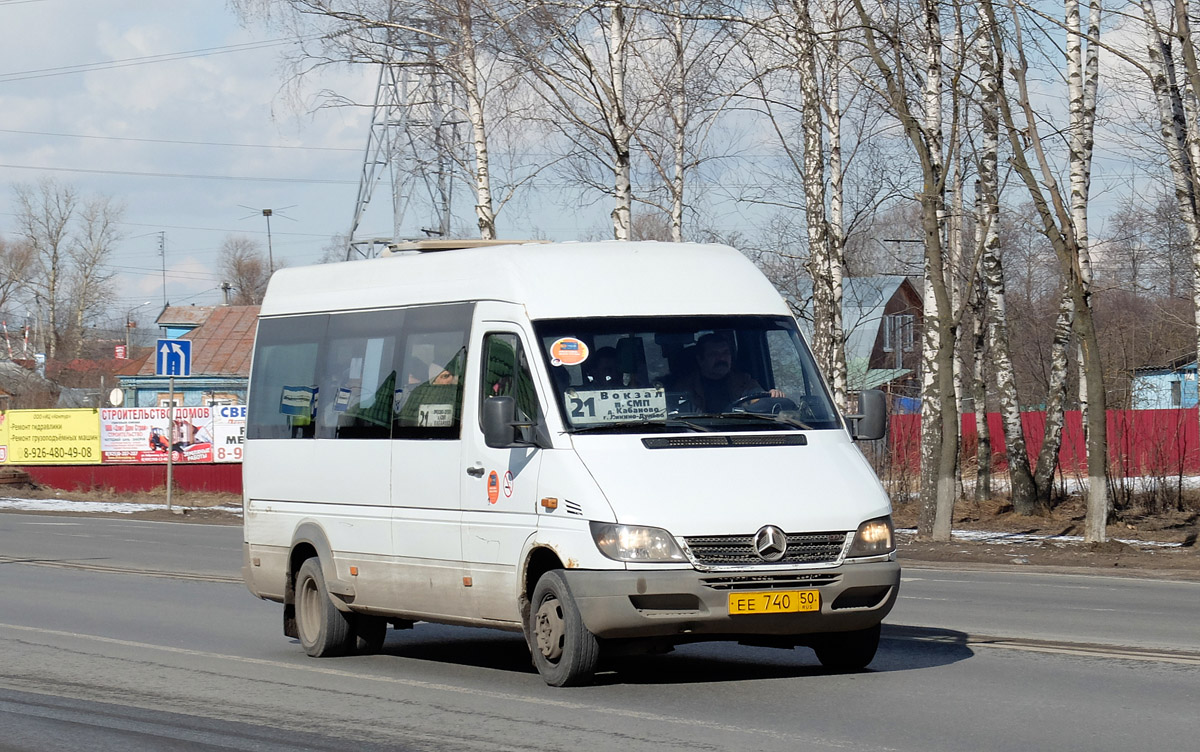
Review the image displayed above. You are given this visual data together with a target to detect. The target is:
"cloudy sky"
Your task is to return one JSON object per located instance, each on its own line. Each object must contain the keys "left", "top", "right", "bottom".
{"left": 0, "top": 0, "right": 481, "bottom": 320}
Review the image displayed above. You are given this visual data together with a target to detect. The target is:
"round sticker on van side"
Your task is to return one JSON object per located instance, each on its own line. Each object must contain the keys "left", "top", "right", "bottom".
{"left": 550, "top": 337, "right": 589, "bottom": 367}
{"left": 487, "top": 471, "right": 500, "bottom": 504}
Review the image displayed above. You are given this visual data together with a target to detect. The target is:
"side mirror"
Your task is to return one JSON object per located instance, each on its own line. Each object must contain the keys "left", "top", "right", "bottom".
{"left": 483, "top": 396, "right": 518, "bottom": 448}
{"left": 847, "top": 389, "right": 887, "bottom": 441}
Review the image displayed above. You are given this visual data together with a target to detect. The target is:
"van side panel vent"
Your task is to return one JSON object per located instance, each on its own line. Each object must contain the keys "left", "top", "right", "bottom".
{"left": 642, "top": 434, "right": 807, "bottom": 449}
{"left": 564, "top": 499, "right": 584, "bottom": 516}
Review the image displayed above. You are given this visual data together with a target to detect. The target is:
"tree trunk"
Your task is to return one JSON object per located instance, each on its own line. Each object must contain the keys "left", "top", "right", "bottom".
{"left": 851, "top": 0, "right": 957, "bottom": 540}
{"left": 458, "top": 8, "right": 496, "bottom": 241}
{"left": 795, "top": 0, "right": 845, "bottom": 410}
{"left": 983, "top": 0, "right": 1107, "bottom": 541}
{"left": 971, "top": 279, "right": 992, "bottom": 501}
{"left": 609, "top": 1, "right": 632, "bottom": 241}
{"left": 1032, "top": 289, "right": 1074, "bottom": 503}
{"left": 670, "top": 2, "right": 685, "bottom": 243}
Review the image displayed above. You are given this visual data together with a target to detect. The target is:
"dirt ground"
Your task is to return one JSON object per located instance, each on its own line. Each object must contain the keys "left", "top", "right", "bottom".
{"left": 892, "top": 495, "right": 1200, "bottom": 579}
{"left": 2, "top": 484, "right": 1198, "bottom": 579}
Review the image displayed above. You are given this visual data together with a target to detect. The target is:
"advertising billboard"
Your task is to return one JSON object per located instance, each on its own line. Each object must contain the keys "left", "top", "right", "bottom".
{"left": 0, "top": 409, "right": 102, "bottom": 465}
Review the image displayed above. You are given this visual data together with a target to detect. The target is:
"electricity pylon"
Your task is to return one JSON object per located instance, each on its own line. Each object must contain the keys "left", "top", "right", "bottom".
{"left": 347, "top": 49, "right": 459, "bottom": 261}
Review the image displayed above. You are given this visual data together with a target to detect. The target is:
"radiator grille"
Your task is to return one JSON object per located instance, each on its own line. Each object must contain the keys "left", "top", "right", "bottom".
{"left": 700, "top": 572, "right": 841, "bottom": 590}
{"left": 684, "top": 532, "right": 847, "bottom": 566}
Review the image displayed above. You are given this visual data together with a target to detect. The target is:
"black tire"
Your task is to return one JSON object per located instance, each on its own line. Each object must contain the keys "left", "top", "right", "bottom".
{"left": 353, "top": 614, "right": 388, "bottom": 654}
{"left": 295, "top": 557, "right": 355, "bottom": 657}
{"left": 813, "top": 623, "right": 881, "bottom": 671}
{"left": 528, "top": 570, "right": 600, "bottom": 687}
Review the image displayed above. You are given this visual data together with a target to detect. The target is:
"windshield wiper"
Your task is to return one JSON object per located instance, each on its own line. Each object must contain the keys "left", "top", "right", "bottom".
{"left": 690, "top": 412, "right": 813, "bottom": 430}
{"left": 571, "top": 417, "right": 712, "bottom": 434}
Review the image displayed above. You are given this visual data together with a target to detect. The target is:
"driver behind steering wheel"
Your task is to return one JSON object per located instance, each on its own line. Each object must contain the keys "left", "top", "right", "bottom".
{"left": 677, "top": 332, "right": 784, "bottom": 412}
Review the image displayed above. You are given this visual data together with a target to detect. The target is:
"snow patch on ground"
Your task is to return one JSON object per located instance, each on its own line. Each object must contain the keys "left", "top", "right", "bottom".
{"left": 896, "top": 528, "right": 1183, "bottom": 549}
{"left": 0, "top": 497, "right": 242, "bottom": 515}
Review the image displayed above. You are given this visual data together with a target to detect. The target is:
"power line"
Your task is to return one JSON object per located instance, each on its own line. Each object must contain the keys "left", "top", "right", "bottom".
{"left": 0, "top": 128, "right": 359, "bottom": 153}
{"left": 113, "top": 219, "right": 331, "bottom": 238}
{"left": 0, "top": 38, "right": 297, "bottom": 83}
{"left": 0, "top": 161, "right": 355, "bottom": 183}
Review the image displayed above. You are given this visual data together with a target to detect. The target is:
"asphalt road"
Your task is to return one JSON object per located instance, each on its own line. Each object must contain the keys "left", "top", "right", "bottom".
{"left": 1, "top": 513, "right": 1197, "bottom": 752}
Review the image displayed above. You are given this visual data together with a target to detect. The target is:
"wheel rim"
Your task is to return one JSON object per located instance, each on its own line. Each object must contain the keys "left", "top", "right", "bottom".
{"left": 297, "top": 573, "right": 320, "bottom": 643}
{"left": 534, "top": 596, "right": 565, "bottom": 662}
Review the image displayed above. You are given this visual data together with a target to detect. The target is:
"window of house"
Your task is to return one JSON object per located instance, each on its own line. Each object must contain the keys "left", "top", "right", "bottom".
{"left": 882, "top": 314, "right": 915, "bottom": 353}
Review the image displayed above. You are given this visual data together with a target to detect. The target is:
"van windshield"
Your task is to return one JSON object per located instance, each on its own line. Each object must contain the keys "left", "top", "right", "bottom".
{"left": 533, "top": 316, "right": 842, "bottom": 433}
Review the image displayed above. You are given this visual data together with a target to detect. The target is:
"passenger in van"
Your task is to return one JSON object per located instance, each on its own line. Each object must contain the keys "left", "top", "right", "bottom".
{"left": 676, "top": 332, "right": 784, "bottom": 412}
{"left": 431, "top": 367, "right": 458, "bottom": 385}
{"left": 583, "top": 346, "right": 622, "bottom": 387}
{"left": 396, "top": 351, "right": 465, "bottom": 429}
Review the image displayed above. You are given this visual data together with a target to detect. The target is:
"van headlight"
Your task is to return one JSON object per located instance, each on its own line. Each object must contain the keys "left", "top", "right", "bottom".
{"left": 591, "top": 523, "right": 686, "bottom": 562}
{"left": 847, "top": 516, "right": 895, "bottom": 557}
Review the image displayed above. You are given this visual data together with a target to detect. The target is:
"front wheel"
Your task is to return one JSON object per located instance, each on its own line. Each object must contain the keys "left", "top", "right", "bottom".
{"left": 528, "top": 570, "right": 600, "bottom": 686}
{"left": 295, "top": 557, "right": 355, "bottom": 657}
{"left": 812, "top": 624, "right": 881, "bottom": 671}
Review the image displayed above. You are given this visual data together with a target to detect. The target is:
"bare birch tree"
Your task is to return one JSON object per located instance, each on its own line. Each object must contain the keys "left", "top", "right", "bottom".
{"left": 66, "top": 196, "right": 123, "bottom": 358}
{"left": 851, "top": 0, "right": 961, "bottom": 540}
{"left": 627, "top": 1, "right": 742, "bottom": 243}
{"left": 14, "top": 179, "right": 77, "bottom": 360}
{"left": 497, "top": 0, "right": 639, "bottom": 239}
{"left": 219, "top": 235, "right": 273, "bottom": 305}
{"left": 0, "top": 237, "right": 33, "bottom": 318}
{"left": 980, "top": 0, "right": 1108, "bottom": 542}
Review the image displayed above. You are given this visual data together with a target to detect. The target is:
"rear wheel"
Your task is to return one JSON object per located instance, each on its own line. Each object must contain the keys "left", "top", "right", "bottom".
{"left": 528, "top": 570, "right": 600, "bottom": 686}
{"left": 295, "top": 557, "right": 355, "bottom": 657}
{"left": 812, "top": 624, "right": 881, "bottom": 671}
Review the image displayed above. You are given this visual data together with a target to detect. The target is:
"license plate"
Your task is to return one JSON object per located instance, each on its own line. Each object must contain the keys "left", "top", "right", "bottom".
{"left": 728, "top": 590, "right": 820, "bottom": 615}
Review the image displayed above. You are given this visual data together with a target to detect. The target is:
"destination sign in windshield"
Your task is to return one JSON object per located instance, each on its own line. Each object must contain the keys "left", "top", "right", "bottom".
{"left": 565, "top": 387, "right": 668, "bottom": 426}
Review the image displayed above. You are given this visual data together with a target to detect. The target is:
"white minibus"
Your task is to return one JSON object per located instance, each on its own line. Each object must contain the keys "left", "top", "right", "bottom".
{"left": 242, "top": 241, "right": 898, "bottom": 686}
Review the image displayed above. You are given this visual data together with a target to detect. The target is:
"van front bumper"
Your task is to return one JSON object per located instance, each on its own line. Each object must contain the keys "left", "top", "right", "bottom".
{"left": 562, "top": 560, "right": 900, "bottom": 640}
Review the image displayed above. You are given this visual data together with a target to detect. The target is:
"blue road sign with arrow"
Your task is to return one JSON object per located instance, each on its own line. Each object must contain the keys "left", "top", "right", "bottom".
{"left": 156, "top": 339, "right": 192, "bottom": 377}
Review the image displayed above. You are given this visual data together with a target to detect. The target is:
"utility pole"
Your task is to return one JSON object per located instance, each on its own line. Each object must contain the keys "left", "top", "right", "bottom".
{"left": 158, "top": 232, "right": 167, "bottom": 306}
{"left": 262, "top": 208, "right": 275, "bottom": 272}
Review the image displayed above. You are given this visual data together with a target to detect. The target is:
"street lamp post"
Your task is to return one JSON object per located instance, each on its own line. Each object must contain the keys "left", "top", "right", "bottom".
{"left": 240, "top": 206, "right": 294, "bottom": 273}
{"left": 125, "top": 301, "right": 151, "bottom": 353}
{"left": 261, "top": 208, "right": 274, "bottom": 272}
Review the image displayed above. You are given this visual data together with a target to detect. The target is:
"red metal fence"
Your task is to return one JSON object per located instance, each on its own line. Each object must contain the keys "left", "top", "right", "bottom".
{"left": 19, "top": 463, "right": 242, "bottom": 494}
{"left": 891, "top": 408, "right": 1200, "bottom": 476}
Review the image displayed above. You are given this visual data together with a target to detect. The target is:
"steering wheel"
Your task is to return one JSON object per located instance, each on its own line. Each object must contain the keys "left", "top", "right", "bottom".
{"left": 728, "top": 392, "right": 799, "bottom": 415}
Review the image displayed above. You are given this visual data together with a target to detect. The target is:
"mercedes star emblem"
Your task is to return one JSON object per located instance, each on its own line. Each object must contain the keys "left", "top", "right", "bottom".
{"left": 753, "top": 525, "right": 787, "bottom": 562}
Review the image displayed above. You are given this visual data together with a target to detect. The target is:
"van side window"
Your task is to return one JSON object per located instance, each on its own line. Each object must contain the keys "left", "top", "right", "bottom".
{"left": 393, "top": 304, "right": 473, "bottom": 439}
{"left": 317, "top": 309, "right": 404, "bottom": 440}
{"left": 247, "top": 314, "right": 328, "bottom": 439}
{"left": 482, "top": 333, "right": 540, "bottom": 440}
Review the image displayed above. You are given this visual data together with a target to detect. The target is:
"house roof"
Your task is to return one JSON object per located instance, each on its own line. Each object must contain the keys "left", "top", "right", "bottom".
{"left": 156, "top": 305, "right": 217, "bottom": 327}
{"left": 1133, "top": 352, "right": 1197, "bottom": 374}
{"left": 847, "top": 358, "right": 912, "bottom": 390}
{"left": 791, "top": 275, "right": 918, "bottom": 362}
{"left": 129, "top": 306, "right": 259, "bottom": 378}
